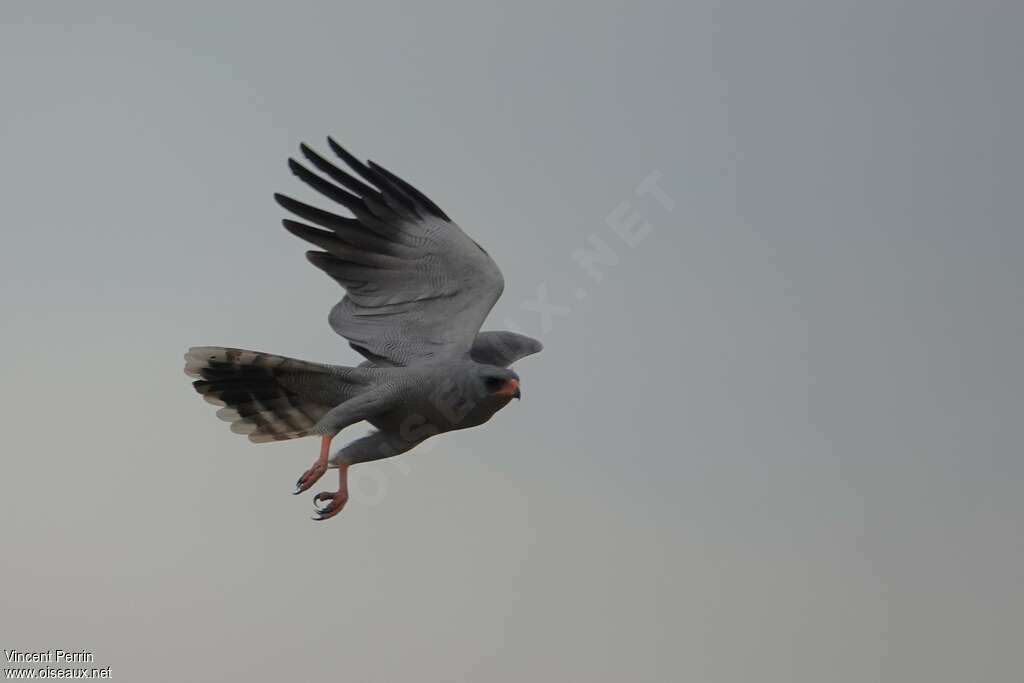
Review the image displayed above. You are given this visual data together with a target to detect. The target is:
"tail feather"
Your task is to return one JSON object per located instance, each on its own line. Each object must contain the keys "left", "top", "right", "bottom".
{"left": 185, "top": 347, "right": 350, "bottom": 443}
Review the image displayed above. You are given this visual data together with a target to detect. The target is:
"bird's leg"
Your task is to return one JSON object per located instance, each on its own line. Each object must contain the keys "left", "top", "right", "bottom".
{"left": 304, "top": 431, "right": 420, "bottom": 521}
{"left": 292, "top": 388, "right": 397, "bottom": 499}
{"left": 293, "top": 435, "right": 331, "bottom": 495}
{"left": 312, "top": 463, "right": 349, "bottom": 521}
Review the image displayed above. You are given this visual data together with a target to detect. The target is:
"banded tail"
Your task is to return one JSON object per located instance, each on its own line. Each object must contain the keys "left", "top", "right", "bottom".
{"left": 184, "top": 347, "right": 365, "bottom": 443}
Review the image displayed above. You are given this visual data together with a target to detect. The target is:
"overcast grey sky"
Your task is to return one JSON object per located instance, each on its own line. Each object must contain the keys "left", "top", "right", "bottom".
{"left": 1, "top": 1, "right": 1022, "bottom": 681}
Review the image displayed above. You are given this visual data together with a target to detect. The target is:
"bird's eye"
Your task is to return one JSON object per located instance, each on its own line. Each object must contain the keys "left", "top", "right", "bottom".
{"left": 484, "top": 377, "right": 505, "bottom": 391}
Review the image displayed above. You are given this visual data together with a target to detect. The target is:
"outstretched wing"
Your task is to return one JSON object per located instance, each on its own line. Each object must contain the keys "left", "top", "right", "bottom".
{"left": 275, "top": 139, "right": 504, "bottom": 367}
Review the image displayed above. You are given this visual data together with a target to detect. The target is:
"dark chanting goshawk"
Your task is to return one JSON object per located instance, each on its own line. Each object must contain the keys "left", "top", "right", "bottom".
{"left": 184, "top": 138, "right": 543, "bottom": 520}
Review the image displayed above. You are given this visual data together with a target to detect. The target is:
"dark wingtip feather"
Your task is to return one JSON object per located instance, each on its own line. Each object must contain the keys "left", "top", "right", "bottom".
{"left": 305, "top": 250, "right": 336, "bottom": 267}
{"left": 327, "top": 137, "right": 362, "bottom": 169}
{"left": 283, "top": 220, "right": 348, "bottom": 254}
{"left": 363, "top": 159, "right": 416, "bottom": 211}
{"left": 275, "top": 191, "right": 336, "bottom": 222}
{"left": 276, "top": 193, "right": 331, "bottom": 221}
{"left": 367, "top": 160, "right": 450, "bottom": 221}
{"left": 301, "top": 142, "right": 377, "bottom": 196}
{"left": 324, "top": 138, "right": 419, "bottom": 212}
{"left": 287, "top": 158, "right": 366, "bottom": 213}
{"left": 282, "top": 218, "right": 315, "bottom": 239}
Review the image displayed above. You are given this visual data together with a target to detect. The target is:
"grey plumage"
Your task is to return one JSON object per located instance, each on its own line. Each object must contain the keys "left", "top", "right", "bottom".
{"left": 357, "top": 332, "right": 543, "bottom": 369}
{"left": 469, "top": 331, "right": 545, "bottom": 368}
{"left": 280, "top": 140, "right": 507, "bottom": 368}
{"left": 185, "top": 138, "right": 541, "bottom": 495}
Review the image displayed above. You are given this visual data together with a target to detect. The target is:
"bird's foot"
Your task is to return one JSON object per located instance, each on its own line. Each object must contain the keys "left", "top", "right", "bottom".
{"left": 293, "top": 434, "right": 331, "bottom": 495}
{"left": 312, "top": 464, "right": 350, "bottom": 521}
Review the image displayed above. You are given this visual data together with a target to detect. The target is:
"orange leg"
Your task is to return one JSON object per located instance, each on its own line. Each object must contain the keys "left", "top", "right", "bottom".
{"left": 294, "top": 435, "right": 331, "bottom": 495}
{"left": 312, "top": 463, "right": 349, "bottom": 521}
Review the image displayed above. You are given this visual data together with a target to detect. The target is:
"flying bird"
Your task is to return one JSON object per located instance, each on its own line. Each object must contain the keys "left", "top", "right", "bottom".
{"left": 184, "top": 138, "right": 542, "bottom": 520}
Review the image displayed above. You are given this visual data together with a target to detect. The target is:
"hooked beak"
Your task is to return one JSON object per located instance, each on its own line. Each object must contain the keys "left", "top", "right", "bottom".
{"left": 497, "top": 378, "right": 521, "bottom": 400}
